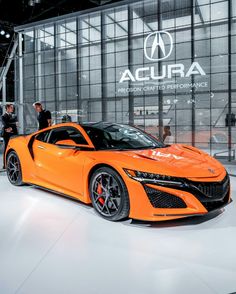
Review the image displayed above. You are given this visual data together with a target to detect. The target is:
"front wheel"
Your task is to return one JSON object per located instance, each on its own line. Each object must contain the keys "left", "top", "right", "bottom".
{"left": 89, "top": 167, "right": 130, "bottom": 221}
{"left": 6, "top": 151, "right": 24, "bottom": 186}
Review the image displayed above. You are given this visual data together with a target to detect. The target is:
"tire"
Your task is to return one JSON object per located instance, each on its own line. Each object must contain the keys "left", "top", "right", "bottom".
{"left": 6, "top": 151, "right": 24, "bottom": 186}
{"left": 89, "top": 167, "right": 130, "bottom": 221}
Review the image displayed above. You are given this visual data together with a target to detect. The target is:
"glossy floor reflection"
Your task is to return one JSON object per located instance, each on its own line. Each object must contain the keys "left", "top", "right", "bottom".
{"left": 0, "top": 173, "right": 235, "bottom": 294}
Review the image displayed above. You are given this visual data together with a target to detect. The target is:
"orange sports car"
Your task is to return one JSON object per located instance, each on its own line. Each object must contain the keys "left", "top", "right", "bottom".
{"left": 5, "top": 122, "right": 231, "bottom": 221}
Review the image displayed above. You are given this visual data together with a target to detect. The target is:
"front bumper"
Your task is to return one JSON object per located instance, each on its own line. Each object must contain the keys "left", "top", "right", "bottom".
{"left": 127, "top": 173, "right": 232, "bottom": 221}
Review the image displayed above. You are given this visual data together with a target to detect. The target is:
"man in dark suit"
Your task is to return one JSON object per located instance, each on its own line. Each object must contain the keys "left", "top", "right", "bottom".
{"left": 1, "top": 104, "right": 18, "bottom": 169}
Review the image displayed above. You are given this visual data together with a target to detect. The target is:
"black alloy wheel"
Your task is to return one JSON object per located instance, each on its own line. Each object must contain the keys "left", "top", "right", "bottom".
{"left": 6, "top": 151, "right": 23, "bottom": 186}
{"left": 90, "top": 167, "right": 130, "bottom": 221}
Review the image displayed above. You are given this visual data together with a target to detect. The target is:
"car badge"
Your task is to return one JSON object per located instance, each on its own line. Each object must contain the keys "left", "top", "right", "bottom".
{"left": 208, "top": 168, "right": 215, "bottom": 174}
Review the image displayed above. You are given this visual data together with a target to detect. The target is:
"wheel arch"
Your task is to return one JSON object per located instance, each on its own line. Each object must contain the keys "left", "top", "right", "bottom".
{"left": 5, "top": 148, "right": 16, "bottom": 165}
{"left": 88, "top": 163, "right": 120, "bottom": 182}
{"left": 84, "top": 163, "right": 127, "bottom": 203}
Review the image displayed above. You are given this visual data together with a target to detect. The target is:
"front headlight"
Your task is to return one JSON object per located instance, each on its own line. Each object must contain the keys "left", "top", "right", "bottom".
{"left": 124, "top": 169, "right": 186, "bottom": 187}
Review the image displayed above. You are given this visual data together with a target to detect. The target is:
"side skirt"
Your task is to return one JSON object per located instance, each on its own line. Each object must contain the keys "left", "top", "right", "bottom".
{"left": 26, "top": 182, "right": 92, "bottom": 206}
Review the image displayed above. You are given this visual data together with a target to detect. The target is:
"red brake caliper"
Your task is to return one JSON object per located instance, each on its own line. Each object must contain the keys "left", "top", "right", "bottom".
{"left": 97, "top": 183, "right": 105, "bottom": 205}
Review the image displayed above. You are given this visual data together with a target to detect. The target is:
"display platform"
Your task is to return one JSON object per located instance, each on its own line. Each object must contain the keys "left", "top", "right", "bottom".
{"left": 0, "top": 172, "right": 236, "bottom": 294}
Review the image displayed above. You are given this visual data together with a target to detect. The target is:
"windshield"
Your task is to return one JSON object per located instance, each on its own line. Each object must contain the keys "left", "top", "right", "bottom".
{"left": 82, "top": 123, "right": 165, "bottom": 151}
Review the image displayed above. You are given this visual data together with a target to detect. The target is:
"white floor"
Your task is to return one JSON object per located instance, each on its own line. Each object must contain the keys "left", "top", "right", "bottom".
{"left": 0, "top": 173, "right": 236, "bottom": 294}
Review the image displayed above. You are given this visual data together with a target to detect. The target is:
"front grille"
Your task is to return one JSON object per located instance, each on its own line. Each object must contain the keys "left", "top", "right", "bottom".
{"left": 144, "top": 186, "right": 187, "bottom": 209}
{"left": 143, "top": 174, "right": 230, "bottom": 212}
{"left": 190, "top": 174, "right": 230, "bottom": 200}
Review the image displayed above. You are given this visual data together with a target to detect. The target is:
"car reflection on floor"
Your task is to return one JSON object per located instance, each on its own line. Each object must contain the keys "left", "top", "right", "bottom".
{"left": 0, "top": 175, "right": 235, "bottom": 294}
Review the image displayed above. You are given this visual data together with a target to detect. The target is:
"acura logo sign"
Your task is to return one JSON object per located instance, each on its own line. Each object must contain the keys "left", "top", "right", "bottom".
{"left": 144, "top": 31, "right": 173, "bottom": 61}
{"left": 119, "top": 30, "right": 206, "bottom": 83}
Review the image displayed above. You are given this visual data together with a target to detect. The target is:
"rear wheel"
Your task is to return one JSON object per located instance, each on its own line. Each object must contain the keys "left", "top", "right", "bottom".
{"left": 89, "top": 167, "right": 130, "bottom": 221}
{"left": 6, "top": 151, "right": 24, "bottom": 186}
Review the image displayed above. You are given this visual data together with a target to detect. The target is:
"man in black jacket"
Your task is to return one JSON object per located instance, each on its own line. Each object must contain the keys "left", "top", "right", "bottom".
{"left": 1, "top": 104, "right": 18, "bottom": 169}
{"left": 33, "top": 102, "right": 52, "bottom": 130}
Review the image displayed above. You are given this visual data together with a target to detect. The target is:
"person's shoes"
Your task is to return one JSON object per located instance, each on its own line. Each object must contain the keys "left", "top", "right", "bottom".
{"left": 0, "top": 166, "right": 6, "bottom": 172}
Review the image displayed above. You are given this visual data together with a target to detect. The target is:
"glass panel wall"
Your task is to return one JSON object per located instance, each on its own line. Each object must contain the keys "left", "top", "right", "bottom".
{"left": 15, "top": 0, "right": 236, "bottom": 161}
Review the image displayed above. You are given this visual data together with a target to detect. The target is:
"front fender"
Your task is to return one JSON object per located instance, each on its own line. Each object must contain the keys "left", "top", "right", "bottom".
{"left": 82, "top": 156, "right": 129, "bottom": 204}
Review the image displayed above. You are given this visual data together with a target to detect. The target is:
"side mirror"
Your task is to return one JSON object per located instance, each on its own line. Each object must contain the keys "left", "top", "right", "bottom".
{"left": 56, "top": 139, "right": 75, "bottom": 146}
{"left": 56, "top": 140, "right": 95, "bottom": 151}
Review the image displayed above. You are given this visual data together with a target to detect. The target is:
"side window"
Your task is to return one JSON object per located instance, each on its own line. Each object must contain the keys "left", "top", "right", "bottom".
{"left": 67, "top": 128, "right": 88, "bottom": 145}
{"left": 48, "top": 127, "right": 88, "bottom": 145}
{"left": 35, "top": 131, "right": 50, "bottom": 143}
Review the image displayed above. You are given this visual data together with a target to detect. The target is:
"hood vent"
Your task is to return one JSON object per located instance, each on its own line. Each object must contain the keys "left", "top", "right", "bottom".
{"left": 181, "top": 145, "right": 201, "bottom": 154}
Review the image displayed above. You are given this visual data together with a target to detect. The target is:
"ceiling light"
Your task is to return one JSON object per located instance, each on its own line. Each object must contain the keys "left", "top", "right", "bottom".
{"left": 28, "top": 0, "right": 35, "bottom": 6}
{"left": 35, "top": 0, "right": 41, "bottom": 3}
{"left": 5, "top": 33, "right": 10, "bottom": 39}
{"left": 0, "top": 30, "right": 5, "bottom": 35}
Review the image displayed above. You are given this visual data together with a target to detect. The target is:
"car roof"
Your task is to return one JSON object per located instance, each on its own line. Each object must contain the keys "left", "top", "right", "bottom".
{"left": 31, "top": 122, "right": 131, "bottom": 136}
{"left": 81, "top": 121, "right": 128, "bottom": 129}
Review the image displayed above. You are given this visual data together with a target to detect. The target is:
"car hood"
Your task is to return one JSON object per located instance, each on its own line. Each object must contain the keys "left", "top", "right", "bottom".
{"left": 114, "top": 144, "right": 225, "bottom": 179}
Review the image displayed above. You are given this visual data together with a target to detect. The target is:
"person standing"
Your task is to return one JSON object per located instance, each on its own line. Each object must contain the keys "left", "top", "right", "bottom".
{"left": 33, "top": 102, "right": 52, "bottom": 130}
{"left": 163, "top": 125, "right": 172, "bottom": 142}
{"left": 1, "top": 104, "right": 18, "bottom": 169}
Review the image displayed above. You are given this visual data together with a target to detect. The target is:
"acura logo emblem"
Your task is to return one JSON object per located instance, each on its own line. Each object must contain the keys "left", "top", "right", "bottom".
{"left": 144, "top": 31, "right": 173, "bottom": 61}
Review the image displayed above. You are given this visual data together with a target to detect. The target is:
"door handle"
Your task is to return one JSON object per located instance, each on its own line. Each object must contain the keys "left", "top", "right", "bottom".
{"left": 38, "top": 145, "right": 46, "bottom": 150}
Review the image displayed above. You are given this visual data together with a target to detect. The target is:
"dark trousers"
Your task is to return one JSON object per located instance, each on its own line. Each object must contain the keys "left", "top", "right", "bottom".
{"left": 2, "top": 135, "right": 10, "bottom": 168}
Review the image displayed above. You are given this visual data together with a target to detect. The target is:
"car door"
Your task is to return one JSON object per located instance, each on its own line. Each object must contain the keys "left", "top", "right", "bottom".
{"left": 33, "top": 126, "right": 93, "bottom": 196}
